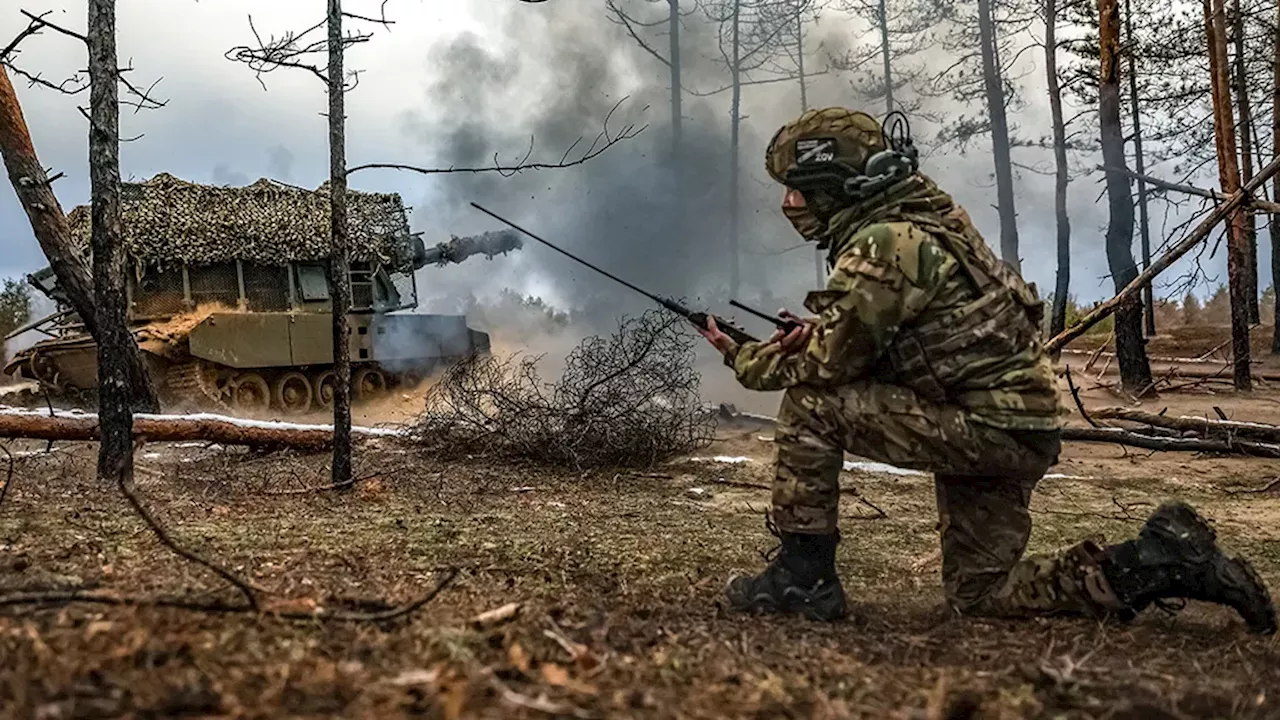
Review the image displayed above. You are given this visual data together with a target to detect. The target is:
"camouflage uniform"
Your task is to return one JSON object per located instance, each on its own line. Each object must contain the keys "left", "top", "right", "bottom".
{"left": 725, "top": 108, "right": 1125, "bottom": 619}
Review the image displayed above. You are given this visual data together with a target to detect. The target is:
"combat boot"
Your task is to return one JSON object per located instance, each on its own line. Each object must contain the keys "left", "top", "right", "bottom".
{"left": 1100, "top": 500, "right": 1276, "bottom": 634}
{"left": 725, "top": 517, "right": 847, "bottom": 622}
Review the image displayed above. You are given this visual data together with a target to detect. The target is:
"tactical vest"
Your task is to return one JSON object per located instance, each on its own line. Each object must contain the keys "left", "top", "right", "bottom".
{"left": 881, "top": 206, "right": 1050, "bottom": 408}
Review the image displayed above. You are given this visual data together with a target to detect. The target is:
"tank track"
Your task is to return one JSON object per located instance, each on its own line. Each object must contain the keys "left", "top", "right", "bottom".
{"left": 165, "top": 360, "right": 233, "bottom": 414}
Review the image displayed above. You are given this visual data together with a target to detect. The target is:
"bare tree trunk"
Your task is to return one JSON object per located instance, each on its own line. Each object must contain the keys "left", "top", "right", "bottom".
{"left": 1204, "top": 0, "right": 1252, "bottom": 390}
{"left": 1099, "top": 0, "right": 1153, "bottom": 392}
{"left": 0, "top": 67, "right": 158, "bottom": 413}
{"left": 669, "top": 0, "right": 682, "bottom": 155}
{"left": 1231, "top": 0, "right": 1259, "bottom": 323}
{"left": 328, "top": 0, "right": 353, "bottom": 485}
{"left": 794, "top": 5, "right": 823, "bottom": 287}
{"left": 1046, "top": 0, "right": 1071, "bottom": 349}
{"left": 976, "top": 0, "right": 1020, "bottom": 270}
{"left": 1273, "top": 0, "right": 1280, "bottom": 353}
{"left": 86, "top": 0, "right": 134, "bottom": 482}
{"left": 729, "top": 0, "right": 741, "bottom": 298}
{"left": 1124, "top": 0, "right": 1155, "bottom": 337}
{"left": 878, "top": 0, "right": 893, "bottom": 114}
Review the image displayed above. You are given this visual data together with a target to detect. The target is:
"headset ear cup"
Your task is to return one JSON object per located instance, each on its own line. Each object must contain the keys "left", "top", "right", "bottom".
{"left": 863, "top": 150, "right": 895, "bottom": 177}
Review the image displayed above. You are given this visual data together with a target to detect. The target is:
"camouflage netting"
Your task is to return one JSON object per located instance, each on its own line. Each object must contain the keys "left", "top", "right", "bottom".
{"left": 65, "top": 173, "right": 416, "bottom": 272}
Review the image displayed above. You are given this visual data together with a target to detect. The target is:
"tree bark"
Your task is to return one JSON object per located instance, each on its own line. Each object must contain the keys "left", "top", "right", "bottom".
{"left": 1124, "top": 0, "right": 1155, "bottom": 337}
{"left": 0, "top": 65, "right": 158, "bottom": 413}
{"left": 87, "top": 0, "right": 136, "bottom": 483}
{"left": 1045, "top": 0, "right": 1071, "bottom": 349}
{"left": 1231, "top": 0, "right": 1259, "bottom": 324}
{"left": 878, "top": 0, "right": 893, "bottom": 114}
{"left": 0, "top": 411, "right": 393, "bottom": 449}
{"left": 1060, "top": 426, "right": 1280, "bottom": 457}
{"left": 976, "top": 0, "right": 1020, "bottom": 270}
{"left": 793, "top": 5, "right": 823, "bottom": 288}
{"left": 1273, "top": 0, "right": 1280, "bottom": 353}
{"left": 729, "top": 0, "right": 741, "bottom": 298}
{"left": 1098, "top": 0, "right": 1152, "bottom": 393}
{"left": 328, "top": 0, "right": 353, "bottom": 486}
{"left": 1045, "top": 154, "right": 1280, "bottom": 353}
{"left": 1091, "top": 406, "right": 1280, "bottom": 442}
{"left": 1204, "top": 0, "right": 1252, "bottom": 391}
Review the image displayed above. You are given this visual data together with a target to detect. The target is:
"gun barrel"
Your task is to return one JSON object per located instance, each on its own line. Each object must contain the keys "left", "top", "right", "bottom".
{"left": 470, "top": 203, "right": 674, "bottom": 310}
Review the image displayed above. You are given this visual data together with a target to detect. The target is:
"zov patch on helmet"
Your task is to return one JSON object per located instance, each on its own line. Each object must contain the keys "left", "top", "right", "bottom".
{"left": 795, "top": 137, "right": 837, "bottom": 165}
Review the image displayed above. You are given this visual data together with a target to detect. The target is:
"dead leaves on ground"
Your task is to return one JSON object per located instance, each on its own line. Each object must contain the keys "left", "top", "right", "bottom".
{"left": 386, "top": 607, "right": 604, "bottom": 719}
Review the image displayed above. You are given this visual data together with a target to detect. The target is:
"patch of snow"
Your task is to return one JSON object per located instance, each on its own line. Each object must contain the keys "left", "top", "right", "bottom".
{"left": 0, "top": 407, "right": 407, "bottom": 438}
{"left": 690, "top": 455, "right": 754, "bottom": 464}
{"left": 141, "top": 452, "right": 162, "bottom": 459}
{"left": 1043, "top": 473, "right": 1092, "bottom": 480}
{"left": 842, "top": 460, "right": 924, "bottom": 477}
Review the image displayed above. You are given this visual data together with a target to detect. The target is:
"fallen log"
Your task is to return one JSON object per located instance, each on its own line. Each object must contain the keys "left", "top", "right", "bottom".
{"left": 0, "top": 410, "right": 405, "bottom": 449}
{"left": 1046, "top": 154, "right": 1280, "bottom": 354}
{"left": 1090, "top": 406, "right": 1280, "bottom": 443}
{"left": 1061, "top": 426, "right": 1280, "bottom": 457}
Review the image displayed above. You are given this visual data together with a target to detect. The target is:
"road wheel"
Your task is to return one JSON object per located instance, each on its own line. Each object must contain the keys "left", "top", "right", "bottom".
{"left": 272, "top": 371, "right": 313, "bottom": 415}
{"left": 353, "top": 366, "right": 387, "bottom": 401}
{"left": 398, "top": 369, "right": 426, "bottom": 389}
{"left": 313, "top": 370, "right": 336, "bottom": 410}
{"left": 230, "top": 372, "right": 270, "bottom": 412}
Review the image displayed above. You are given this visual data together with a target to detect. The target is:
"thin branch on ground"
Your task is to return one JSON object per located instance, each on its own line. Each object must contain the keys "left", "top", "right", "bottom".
{"left": 1223, "top": 478, "right": 1280, "bottom": 495}
{"left": 118, "top": 440, "right": 263, "bottom": 609}
{"left": 0, "top": 568, "right": 460, "bottom": 622}
{"left": 1065, "top": 366, "right": 1101, "bottom": 428}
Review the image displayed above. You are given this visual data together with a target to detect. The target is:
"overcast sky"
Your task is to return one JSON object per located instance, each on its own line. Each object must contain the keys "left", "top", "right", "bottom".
{"left": 0, "top": 0, "right": 1263, "bottom": 320}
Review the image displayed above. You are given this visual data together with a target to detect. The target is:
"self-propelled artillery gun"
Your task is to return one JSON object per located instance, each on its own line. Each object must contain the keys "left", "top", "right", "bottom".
{"left": 3, "top": 173, "right": 521, "bottom": 415}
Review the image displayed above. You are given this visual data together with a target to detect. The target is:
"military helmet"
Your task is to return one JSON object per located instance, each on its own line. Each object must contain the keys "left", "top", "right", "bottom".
{"left": 764, "top": 107, "right": 888, "bottom": 186}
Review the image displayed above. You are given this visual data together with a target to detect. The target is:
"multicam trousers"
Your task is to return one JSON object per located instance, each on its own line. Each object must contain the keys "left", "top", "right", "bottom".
{"left": 772, "top": 382, "right": 1127, "bottom": 619}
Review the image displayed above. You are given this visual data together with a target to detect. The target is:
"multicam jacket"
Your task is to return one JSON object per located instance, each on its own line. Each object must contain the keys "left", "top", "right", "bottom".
{"left": 727, "top": 174, "right": 1064, "bottom": 432}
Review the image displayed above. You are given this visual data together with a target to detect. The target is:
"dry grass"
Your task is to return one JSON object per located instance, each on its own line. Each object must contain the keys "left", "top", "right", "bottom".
{"left": 1, "top": 399, "right": 1278, "bottom": 719}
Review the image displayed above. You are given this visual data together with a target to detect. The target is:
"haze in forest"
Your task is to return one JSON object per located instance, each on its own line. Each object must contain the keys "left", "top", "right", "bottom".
{"left": 0, "top": 0, "right": 1269, "bottom": 331}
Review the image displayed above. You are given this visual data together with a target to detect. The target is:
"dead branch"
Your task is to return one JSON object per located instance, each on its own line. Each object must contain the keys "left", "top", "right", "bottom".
{"left": 346, "top": 97, "right": 646, "bottom": 178}
{"left": 1090, "top": 406, "right": 1280, "bottom": 443}
{"left": 1060, "top": 426, "right": 1280, "bottom": 457}
{"left": 118, "top": 442, "right": 261, "bottom": 609}
{"left": 1223, "top": 478, "right": 1280, "bottom": 494}
{"left": 225, "top": 14, "right": 375, "bottom": 90}
{"left": 0, "top": 10, "right": 52, "bottom": 63}
{"left": 0, "top": 568, "right": 458, "bottom": 622}
{"left": 1095, "top": 164, "right": 1280, "bottom": 213}
{"left": 1064, "top": 367, "right": 1101, "bottom": 428}
{"left": 1046, "top": 154, "right": 1280, "bottom": 353}
{"left": 0, "top": 410, "right": 401, "bottom": 449}
{"left": 412, "top": 310, "right": 714, "bottom": 469}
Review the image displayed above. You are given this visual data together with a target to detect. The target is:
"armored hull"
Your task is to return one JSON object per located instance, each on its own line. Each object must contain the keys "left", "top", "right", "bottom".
{"left": 5, "top": 310, "right": 491, "bottom": 415}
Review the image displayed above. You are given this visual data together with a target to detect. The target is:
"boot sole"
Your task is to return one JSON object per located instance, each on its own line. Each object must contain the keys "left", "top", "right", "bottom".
{"left": 1152, "top": 502, "right": 1277, "bottom": 634}
{"left": 724, "top": 578, "right": 848, "bottom": 622}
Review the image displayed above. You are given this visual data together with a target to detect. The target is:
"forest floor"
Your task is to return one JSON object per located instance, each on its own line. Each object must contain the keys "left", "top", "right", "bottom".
{"left": 1, "top": 326, "right": 1279, "bottom": 719}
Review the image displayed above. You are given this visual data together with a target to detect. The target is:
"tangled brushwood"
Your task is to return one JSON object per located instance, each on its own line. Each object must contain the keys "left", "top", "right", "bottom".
{"left": 412, "top": 310, "right": 715, "bottom": 468}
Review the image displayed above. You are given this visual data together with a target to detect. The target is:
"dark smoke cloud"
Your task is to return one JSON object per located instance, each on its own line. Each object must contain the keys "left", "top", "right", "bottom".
{"left": 398, "top": 2, "right": 813, "bottom": 336}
